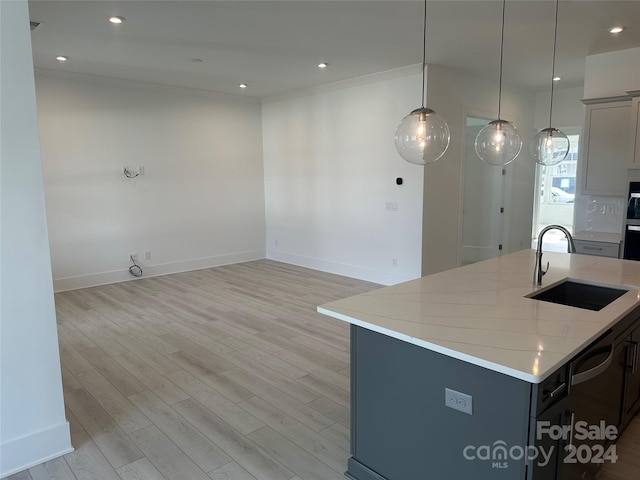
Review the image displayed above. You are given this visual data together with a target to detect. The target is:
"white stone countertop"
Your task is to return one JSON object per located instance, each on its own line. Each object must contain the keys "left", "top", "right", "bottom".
{"left": 318, "top": 250, "right": 640, "bottom": 384}
{"left": 573, "top": 231, "right": 622, "bottom": 244}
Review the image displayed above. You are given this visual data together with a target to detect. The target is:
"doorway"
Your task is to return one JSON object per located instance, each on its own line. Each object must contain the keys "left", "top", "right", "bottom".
{"left": 532, "top": 130, "right": 580, "bottom": 251}
{"left": 459, "top": 116, "right": 506, "bottom": 265}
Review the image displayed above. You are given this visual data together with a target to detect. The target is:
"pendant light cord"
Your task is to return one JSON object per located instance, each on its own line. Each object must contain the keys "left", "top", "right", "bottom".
{"left": 497, "top": 0, "right": 506, "bottom": 120}
{"left": 421, "top": 0, "right": 427, "bottom": 108}
{"left": 549, "top": 0, "right": 560, "bottom": 127}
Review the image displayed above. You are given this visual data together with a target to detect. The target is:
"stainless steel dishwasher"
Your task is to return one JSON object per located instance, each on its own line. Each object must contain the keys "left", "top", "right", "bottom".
{"left": 562, "top": 331, "right": 626, "bottom": 480}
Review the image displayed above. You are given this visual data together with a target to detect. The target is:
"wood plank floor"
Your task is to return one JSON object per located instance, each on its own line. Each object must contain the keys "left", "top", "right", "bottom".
{"left": 7, "top": 260, "right": 378, "bottom": 480}
{"left": 6, "top": 259, "right": 640, "bottom": 479}
{"left": 599, "top": 414, "right": 640, "bottom": 479}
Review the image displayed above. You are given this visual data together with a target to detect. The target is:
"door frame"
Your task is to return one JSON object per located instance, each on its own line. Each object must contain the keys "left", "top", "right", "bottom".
{"left": 458, "top": 108, "right": 511, "bottom": 265}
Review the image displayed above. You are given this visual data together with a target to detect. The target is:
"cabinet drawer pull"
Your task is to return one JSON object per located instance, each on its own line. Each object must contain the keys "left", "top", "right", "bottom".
{"left": 543, "top": 382, "right": 567, "bottom": 399}
{"left": 571, "top": 344, "right": 615, "bottom": 385}
{"left": 582, "top": 246, "right": 603, "bottom": 251}
{"left": 568, "top": 411, "right": 576, "bottom": 449}
{"left": 626, "top": 341, "right": 639, "bottom": 373}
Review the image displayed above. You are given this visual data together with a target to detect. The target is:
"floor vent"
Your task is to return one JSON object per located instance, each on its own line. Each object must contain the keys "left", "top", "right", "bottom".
{"left": 30, "top": 21, "right": 42, "bottom": 32}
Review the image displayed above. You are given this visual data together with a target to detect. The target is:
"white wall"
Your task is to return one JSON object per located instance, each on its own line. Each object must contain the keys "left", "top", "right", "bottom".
{"left": 584, "top": 47, "right": 640, "bottom": 99}
{"left": 35, "top": 73, "right": 266, "bottom": 291}
{"left": 0, "top": 1, "right": 73, "bottom": 476}
{"left": 262, "top": 70, "right": 424, "bottom": 285}
{"left": 534, "top": 86, "right": 584, "bottom": 130}
{"left": 424, "top": 65, "right": 537, "bottom": 274}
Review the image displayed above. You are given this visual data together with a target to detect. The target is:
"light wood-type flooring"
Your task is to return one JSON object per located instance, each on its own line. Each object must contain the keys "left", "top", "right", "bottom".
{"left": 599, "top": 413, "right": 640, "bottom": 479}
{"left": 6, "top": 260, "right": 377, "bottom": 480}
{"left": 5, "top": 260, "right": 640, "bottom": 480}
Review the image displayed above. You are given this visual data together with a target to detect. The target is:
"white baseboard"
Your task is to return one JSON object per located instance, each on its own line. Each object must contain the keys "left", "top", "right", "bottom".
{"left": 0, "top": 422, "right": 73, "bottom": 478}
{"left": 53, "top": 250, "right": 266, "bottom": 292}
{"left": 266, "top": 250, "right": 416, "bottom": 286}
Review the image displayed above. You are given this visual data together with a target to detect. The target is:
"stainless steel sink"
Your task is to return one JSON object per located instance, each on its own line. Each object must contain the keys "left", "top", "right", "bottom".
{"left": 527, "top": 279, "right": 628, "bottom": 311}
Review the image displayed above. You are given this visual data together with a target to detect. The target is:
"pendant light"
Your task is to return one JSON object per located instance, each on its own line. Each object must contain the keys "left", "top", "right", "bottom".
{"left": 395, "top": 0, "right": 450, "bottom": 165}
{"left": 531, "top": 0, "right": 569, "bottom": 166}
{"left": 475, "top": 0, "right": 522, "bottom": 166}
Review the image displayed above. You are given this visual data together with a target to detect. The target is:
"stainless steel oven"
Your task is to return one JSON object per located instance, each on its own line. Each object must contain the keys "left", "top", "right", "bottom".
{"left": 624, "top": 221, "right": 640, "bottom": 260}
{"left": 624, "top": 183, "right": 640, "bottom": 260}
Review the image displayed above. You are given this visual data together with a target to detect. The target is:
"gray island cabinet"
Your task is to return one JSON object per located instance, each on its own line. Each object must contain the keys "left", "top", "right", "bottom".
{"left": 348, "top": 325, "right": 570, "bottom": 480}
{"left": 318, "top": 250, "right": 640, "bottom": 480}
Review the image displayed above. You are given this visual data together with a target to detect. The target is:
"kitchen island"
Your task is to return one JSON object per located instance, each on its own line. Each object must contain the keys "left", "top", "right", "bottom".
{"left": 318, "top": 250, "right": 640, "bottom": 480}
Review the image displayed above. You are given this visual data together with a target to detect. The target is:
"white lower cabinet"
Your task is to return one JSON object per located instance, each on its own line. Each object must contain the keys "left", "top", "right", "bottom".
{"left": 574, "top": 239, "right": 620, "bottom": 258}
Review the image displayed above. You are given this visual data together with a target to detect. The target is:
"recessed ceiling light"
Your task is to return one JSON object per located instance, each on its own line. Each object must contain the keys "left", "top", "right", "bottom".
{"left": 608, "top": 26, "right": 624, "bottom": 34}
{"left": 239, "top": 83, "right": 247, "bottom": 89}
{"left": 317, "top": 62, "right": 328, "bottom": 69}
{"left": 56, "top": 55, "right": 68, "bottom": 62}
{"left": 552, "top": 76, "right": 561, "bottom": 82}
{"left": 109, "top": 16, "right": 125, "bottom": 24}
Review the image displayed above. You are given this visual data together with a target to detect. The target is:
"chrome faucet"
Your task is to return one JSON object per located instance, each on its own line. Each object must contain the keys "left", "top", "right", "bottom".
{"left": 533, "top": 225, "right": 576, "bottom": 285}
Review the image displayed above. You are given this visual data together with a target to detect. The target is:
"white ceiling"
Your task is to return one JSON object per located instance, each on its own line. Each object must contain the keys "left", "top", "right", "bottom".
{"left": 28, "top": 1, "right": 640, "bottom": 99}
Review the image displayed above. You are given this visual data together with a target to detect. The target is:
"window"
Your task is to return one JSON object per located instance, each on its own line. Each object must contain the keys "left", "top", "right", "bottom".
{"left": 532, "top": 132, "right": 579, "bottom": 251}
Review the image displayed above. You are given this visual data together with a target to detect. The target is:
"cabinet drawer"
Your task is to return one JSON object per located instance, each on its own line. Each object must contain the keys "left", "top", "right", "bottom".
{"left": 574, "top": 240, "right": 620, "bottom": 258}
{"left": 531, "top": 365, "right": 569, "bottom": 417}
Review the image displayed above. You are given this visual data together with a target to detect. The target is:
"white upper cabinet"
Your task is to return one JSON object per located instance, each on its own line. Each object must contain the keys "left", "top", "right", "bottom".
{"left": 580, "top": 98, "right": 632, "bottom": 196}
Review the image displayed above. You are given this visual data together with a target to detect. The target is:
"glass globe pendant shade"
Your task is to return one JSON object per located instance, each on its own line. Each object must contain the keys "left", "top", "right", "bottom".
{"left": 395, "top": 107, "right": 451, "bottom": 165}
{"left": 531, "top": 127, "right": 569, "bottom": 166}
{"left": 474, "top": 119, "right": 522, "bottom": 166}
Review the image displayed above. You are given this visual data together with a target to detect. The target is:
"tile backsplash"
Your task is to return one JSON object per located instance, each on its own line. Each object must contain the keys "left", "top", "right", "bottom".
{"left": 574, "top": 194, "right": 626, "bottom": 234}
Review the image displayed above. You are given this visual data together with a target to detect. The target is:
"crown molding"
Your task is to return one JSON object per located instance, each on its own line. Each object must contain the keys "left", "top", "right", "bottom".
{"left": 581, "top": 95, "right": 632, "bottom": 105}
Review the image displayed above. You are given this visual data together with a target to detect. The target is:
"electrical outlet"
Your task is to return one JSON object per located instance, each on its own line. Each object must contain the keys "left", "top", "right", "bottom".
{"left": 385, "top": 201, "right": 399, "bottom": 212}
{"left": 138, "top": 166, "right": 145, "bottom": 175}
{"left": 144, "top": 250, "right": 151, "bottom": 261}
{"left": 392, "top": 257, "right": 398, "bottom": 268}
{"left": 129, "top": 252, "right": 138, "bottom": 262}
{"left": 594, "top": 203, "right": 606, "bottom": 214}
{"left": 445, "top": 388, "right": 473, "bottom": 415}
